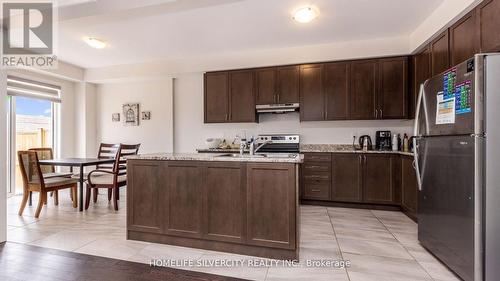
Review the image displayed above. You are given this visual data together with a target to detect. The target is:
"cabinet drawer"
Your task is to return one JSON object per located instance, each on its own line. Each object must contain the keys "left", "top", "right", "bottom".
{"left": 303, "top": 172, "right": 331, "bottom": 182}
{"left": 302, "top": 162, "right": 331, "bottom": 173}
{"left": 303, "top": 183, "right": 331, "bottom": 200}
{"left": 304, "top": 153, "right": 332, "bottom": 162}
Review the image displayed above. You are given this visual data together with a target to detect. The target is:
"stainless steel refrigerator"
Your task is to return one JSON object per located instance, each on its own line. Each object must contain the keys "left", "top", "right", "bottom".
{"left": 414, "top": 54, "right": 500, "bottom": 281}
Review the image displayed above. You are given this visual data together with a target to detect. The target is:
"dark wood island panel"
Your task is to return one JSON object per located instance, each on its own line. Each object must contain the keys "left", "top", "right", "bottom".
{"left": 127, "top": 160, "right": 299, "bottom": 260}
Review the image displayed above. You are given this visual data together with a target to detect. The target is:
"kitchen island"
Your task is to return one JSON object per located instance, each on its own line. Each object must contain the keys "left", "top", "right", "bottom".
{"left": 126, "top": 153, "right": 303, "bottom": 260}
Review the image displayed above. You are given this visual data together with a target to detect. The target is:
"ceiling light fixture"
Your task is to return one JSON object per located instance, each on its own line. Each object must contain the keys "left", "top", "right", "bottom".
{"left": 84, "top": 37, "right": 107, "bottom": 49}
{"left": 293, "top": 6, "right": 319, "bottom": 23}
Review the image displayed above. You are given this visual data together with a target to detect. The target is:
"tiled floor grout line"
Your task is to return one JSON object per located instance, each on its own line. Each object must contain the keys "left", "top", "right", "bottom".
{"left": 326, "top": 208, "right": 352, "bottom": 281}
{"left": 370, "top": 210, "right": 436, "bottom": 281}
{"left": 69, "top": 236, "right": 102, "bottom": 253}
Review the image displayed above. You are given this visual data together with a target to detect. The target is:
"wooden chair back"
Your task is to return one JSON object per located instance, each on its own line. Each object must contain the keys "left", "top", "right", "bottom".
{"left": 18, "top": 151, "right": 44, "bottom": 189}
{"left": 28, "top": 148, "right": 54, "bottom": 174}
{"left": 97, "top": 143, "right": 120, "bottom": 171}
{"left": 114, "top": 144, "right": 140, "bottom": 176}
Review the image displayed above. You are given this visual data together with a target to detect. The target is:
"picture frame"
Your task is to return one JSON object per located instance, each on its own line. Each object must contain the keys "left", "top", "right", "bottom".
{"left": 123, "top": 103, "right": 139, "bottom": 126}
{"left": 141, "top": 111, "right": 151, "bottom": 120}
{"left": 112, "top": 113, "right": 120, "bottom": 122}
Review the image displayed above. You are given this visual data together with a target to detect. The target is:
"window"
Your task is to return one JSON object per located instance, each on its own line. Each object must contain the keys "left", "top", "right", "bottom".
{"left": 7, "top": 76, "right": 60, "bottom": 195}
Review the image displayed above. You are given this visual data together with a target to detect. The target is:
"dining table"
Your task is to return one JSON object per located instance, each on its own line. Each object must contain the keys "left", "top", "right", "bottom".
{"left": 38, "top": 158, "right": 116, "bottom": 211}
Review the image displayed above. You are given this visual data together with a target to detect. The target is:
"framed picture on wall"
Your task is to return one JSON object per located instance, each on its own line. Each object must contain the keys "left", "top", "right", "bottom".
{"left": 123, "top": 103, "right": 139, "bottom": 126}
{"left": 141, "top": 111, "right": 151, "bottom": 120}
{"left": 112, "top": 113, "right": 120, "bottom": 122}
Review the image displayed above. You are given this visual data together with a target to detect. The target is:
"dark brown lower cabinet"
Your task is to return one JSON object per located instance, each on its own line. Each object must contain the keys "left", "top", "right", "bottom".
{"left": 127, "top": 160, "right": 299, "bottom": 260}
{"left": 204, "top": 162, "right": 246, "bottom": 243}
{"left": 331, "top": 153, "right": 362, "bottom": 202}
{"left": 247, "top": 163, "right": 296, "bottom": 250}
{"left": 401, "top": 156, "right": 418, "bottom": 220}
{"left": 127, "top": 160, "right": 163, "bottom": 234}
{"left": 363, "top": 154, "right": 399, "bottom": 205}
{"left": 163, "top": 162, "right": 204, "bottom": 238}
{"left": 301, "top": 153, "right": 407, "bottom": 208}
{"left": 301, "top": 154, "right": 331, "bottom": 201}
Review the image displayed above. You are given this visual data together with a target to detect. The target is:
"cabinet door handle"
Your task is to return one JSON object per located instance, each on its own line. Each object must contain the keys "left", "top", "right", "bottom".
{"left": 311, "top": 189, "right": 321, "bottom": 192}
{"left": 306, "top": 165, "right": 323, "bottom": 169}
{"left": 225, "top": 113, "right": 228, "bottom": 121}
{"left": 309, "top": 157, "right": 323, "bottom": 161}
{"left": 306, "top": 175, "right": 328, "bottom": 180}
{"left": 375, "top": 109, "right": 378, "bottom": 118}
{"left": 277, "top": 93, "right": 280, "bottom": 102}
{"left": 379, "top": 109, "right": 383, "bottom": 118}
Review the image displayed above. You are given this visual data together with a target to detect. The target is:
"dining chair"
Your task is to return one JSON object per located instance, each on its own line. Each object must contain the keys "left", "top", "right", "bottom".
{"left": 85, "top": 144, "right": 140, "bottom": 211}
{"left": 18, "top": 151, "right": 78, "bottom": 218}
{"left": 71, "top": 143, "right": 120, "bottom": 203}
{"left": 28, "top": 148, "right": 73, "bottom": 205}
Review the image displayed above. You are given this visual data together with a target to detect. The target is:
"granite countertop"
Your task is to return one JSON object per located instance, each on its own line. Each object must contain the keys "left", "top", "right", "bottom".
{"left": 196, "top": 145, "right": 414, "bottom": 157}
{"left": 127, "top": 153, "right": 304, "bottom": 163}
{"left": 300, "top": 144, "right": 414, "bottom": 157}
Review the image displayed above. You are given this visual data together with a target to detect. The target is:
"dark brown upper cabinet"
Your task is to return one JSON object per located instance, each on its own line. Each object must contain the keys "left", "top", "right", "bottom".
{"left": 477, "top": 0, "right": 500, "bottom": 53}
{"left": 350, "top": 59, "right": 378, "bottom": 120}
{"left": 411, "top": 47, "right": 431, "bottom": 119}
{"left": 204, "top": 70, "right": 256, "bottom": 123}
{"left": 450, "top": 10, "right": 479, "bottom": 66}
{"left": 430, "top": 30, "right": 450, "bottom": 76}
{"left": 256, "top": 66, "right": 299, "bottom": 105}
{"left": 378, "top": 57, "right": 408, "bottom": 119}
{"left": 277, "top": 66, "right": 300, "bottom": 103}
{"left": 324, "top": 62, "right": 350, "bottom": 120}
{"left": 300, "top": 64, "right": 324, "bottom": 121}
{"left": 229, "top": 70, "right": 256, "bottom": 122}
{"left": 255, "top": 68, "right": 276, "bottom": 105}
{"left": 204, "top": 72, "right": 229, "bottom": 123}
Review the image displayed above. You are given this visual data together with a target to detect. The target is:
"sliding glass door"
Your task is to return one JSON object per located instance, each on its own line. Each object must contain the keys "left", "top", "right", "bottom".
{"left": 6, "top": 76, "right": 60, "bottom": 196}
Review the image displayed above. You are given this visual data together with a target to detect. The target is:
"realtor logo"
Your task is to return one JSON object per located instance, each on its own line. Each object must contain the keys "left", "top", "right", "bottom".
{"left": 1, "top": 1, "right": 57, "bottom": 68}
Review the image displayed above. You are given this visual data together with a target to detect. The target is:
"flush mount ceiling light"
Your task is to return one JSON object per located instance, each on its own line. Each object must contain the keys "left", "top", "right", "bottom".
{"left": 292, "top": 6, "right": 319, "bottom": 23}
{"left": 84, "top": 37, "right": 107, "bottom": 49}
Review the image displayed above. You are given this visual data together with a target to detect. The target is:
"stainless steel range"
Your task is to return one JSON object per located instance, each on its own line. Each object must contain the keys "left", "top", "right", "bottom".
{"left": 255, "top": 134, "right": 300, "bottom": 154}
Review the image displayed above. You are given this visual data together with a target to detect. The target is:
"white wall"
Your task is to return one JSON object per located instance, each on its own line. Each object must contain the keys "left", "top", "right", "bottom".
{"left": 0, "top": 71, "right": 7, "bottom": 242}
{"left": 174, "top": 73, "right": 413, "bottom": 153}
{"left": 96, "top": 79, "right": 174, "bottom": 154}
{"left": 75, "top": 82, "right": 98, "bottom": 157}
{"left": 410, "top": 0, "right": 483, "bottom": 52}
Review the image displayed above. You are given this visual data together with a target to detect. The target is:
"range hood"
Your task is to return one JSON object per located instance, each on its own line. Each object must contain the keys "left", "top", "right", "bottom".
{"left": 256, "top": 103, "right": 299, "bottom": 114}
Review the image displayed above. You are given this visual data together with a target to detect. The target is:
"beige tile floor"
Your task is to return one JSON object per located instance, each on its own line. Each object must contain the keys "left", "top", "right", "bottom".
{"left": 7, "top": 190, "right": 460, "bottom": 281}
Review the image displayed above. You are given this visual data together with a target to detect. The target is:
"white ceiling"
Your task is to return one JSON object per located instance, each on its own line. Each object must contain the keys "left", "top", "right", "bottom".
{"left": 57, "top": 0, "right": 445, "bottom": 68}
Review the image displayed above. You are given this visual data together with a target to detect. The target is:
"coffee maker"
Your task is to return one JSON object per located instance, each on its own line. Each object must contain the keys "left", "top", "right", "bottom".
{"left": 375, "top": 131, "right": 392, "bottom": 151}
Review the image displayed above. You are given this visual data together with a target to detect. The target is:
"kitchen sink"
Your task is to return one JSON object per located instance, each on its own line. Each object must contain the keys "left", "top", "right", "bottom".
{"left": 218, "top": 153, "right": 298, "bottom": 159}
{"left": 218, "top": 153, "right": 266, "bottom": 158}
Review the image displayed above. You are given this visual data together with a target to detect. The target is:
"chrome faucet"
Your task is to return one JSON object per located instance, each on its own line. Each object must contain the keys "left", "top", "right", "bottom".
{"left": 249, "top": 137, "right": 273, "bottom": 155}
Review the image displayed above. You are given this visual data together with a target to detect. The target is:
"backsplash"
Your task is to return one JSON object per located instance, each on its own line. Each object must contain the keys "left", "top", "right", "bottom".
{"left": 192, "top": 112, "right": 414, "bottom": 151}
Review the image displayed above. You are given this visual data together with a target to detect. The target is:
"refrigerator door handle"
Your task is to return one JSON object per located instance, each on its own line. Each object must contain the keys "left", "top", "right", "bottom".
{"left": 413, "top": 84, "right": 425, "bottom": 191}
{"left": 414, "top": 84, "right": 424, "bottom": 137}
{"left": 413, "top": 137, "right": 423, "bottom": 191}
